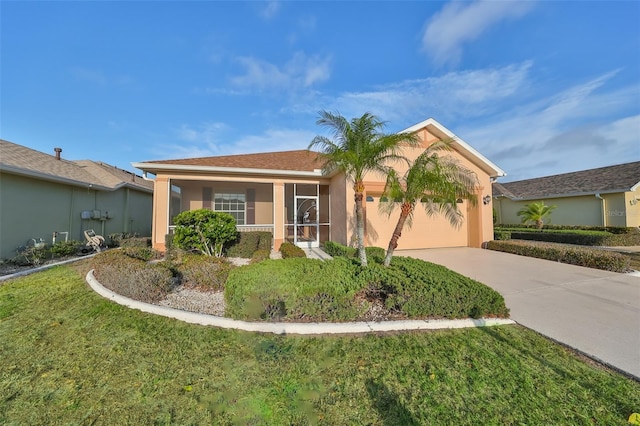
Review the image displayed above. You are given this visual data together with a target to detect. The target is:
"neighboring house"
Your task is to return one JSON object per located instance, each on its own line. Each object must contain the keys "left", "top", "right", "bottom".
{"left": 493, "top": 161, "right": 640, "bottom": 227}
{"left": 133, "top": 118, "right": 505, "bottom": 252}
{"left": 0, "top": 140, "right": 153, "bottom": 260}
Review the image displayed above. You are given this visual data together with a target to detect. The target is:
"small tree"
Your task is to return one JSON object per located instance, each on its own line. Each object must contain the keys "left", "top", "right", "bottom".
{"left": 173, "top": 209, "right": 238, "bottom": 257}
{"left": 379, "top": 139, "right": 478, "bottom": 266}
{"left": 309, "top": 111, "right": 419, "bottom": 267}
{"left": 517, "top": 201, "right": 556, "bottom": 229}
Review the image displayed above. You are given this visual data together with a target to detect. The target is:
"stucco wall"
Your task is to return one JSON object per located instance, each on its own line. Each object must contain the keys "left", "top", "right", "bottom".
{"left": 353, "top": 129, "right": 495, "bottom": 249}
{"left": 494, "top": 192, "right": 639, "bottom": 227}
{"left": 0, "top": 172, "right": 152, "bottom": 260}
{"left": 175, "top": 181, "right": 273, "bottom": 225}
{"left": 625, "top": 188, "right": 640, "bottom": 227}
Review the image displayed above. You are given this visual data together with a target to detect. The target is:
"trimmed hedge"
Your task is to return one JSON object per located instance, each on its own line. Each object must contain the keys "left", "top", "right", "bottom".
{"left": 494, "top": 226, "right": 640, "bottom": 246}
{"left": 224, "top": 256, "right": 509, "bottom": 322}
{"left": 225, "top": 231, "right": 273, "bottom": 258}
{"left": 92, "top": 250, "right": 174, "bottom": 303}
{"left": 485, "top": 240, "right": 631, "bottom": 272}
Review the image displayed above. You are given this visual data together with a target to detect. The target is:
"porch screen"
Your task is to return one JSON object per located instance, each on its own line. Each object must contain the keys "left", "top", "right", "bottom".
{"left": 214, "top": 192, "right": 246, "bottom": 225}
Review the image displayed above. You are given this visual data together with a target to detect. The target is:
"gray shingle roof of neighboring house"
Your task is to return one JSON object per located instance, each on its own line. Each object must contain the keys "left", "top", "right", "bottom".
{"left": 0, "top": 139, "right": 153, "bottom": 192}
{"left": 493, "top": 161, "right": 640, "bottom": 200}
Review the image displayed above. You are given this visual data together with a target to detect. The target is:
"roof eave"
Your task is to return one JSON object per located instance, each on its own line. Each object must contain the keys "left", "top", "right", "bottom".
{"left": 499, "top": 188, "right": 634, "bottom": 201}
{"left": 131, "top": 162, "right": 325, "bottom": 178}
{"left": 0, "top": 163, "right": 150, "bottom": 193}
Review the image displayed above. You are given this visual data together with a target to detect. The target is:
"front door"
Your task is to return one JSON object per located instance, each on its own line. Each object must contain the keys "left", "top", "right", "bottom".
{"left": 295, "top": 196, "right": 319, "bottom": 248}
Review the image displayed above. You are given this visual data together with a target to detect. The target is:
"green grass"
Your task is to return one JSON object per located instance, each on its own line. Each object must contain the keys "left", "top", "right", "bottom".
{"left": 1, "top": 265, "right": 639, "bottom": 425}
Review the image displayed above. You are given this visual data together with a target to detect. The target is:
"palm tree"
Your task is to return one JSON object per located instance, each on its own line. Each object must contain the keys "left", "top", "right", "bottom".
{"left": 517, "top": 201, "right": 556, "bottom": 229}
{"left": 379, "top": 139, "right": 479, "bottom": 266}
{"left": 309, "top": 111, "right": 419, "bottom": 267}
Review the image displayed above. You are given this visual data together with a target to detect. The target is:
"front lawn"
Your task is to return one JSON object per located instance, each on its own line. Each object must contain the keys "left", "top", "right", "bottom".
{"left": 1, "top": 264, "right": 638, "bottom": 424}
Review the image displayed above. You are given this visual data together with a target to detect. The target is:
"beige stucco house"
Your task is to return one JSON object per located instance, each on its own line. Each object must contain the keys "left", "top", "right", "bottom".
{"left": 493, "top": 161, "right": 640, "bottom": 227}
{"left": 133, "top": 118, "right": 506, "bottom": 252}
{"left": 0, "top": 140, "right": 153, "bottom": 260}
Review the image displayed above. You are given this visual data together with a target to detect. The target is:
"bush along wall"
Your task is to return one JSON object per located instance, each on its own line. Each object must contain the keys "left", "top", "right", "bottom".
{"left": 485, "top": 240, "right": 631, "bottom": 273}
{"left": 225, "top": 231, "right": 273, "bottom": 258}
{"left": 493, "top": 226, "right": 640, "bottom": 246}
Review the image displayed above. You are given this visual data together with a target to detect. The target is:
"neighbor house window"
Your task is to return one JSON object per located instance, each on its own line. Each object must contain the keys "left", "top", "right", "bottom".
{"left": 214, "top": 192, "right": 246, "bottom": 225}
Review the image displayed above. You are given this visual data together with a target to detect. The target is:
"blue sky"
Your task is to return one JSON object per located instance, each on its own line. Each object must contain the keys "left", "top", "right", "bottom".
{"left": 2, "top": 1, "right": 639, "bottom": 182}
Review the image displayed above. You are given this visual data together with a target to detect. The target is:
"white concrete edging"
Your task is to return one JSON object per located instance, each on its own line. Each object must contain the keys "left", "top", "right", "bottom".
{"left": 86, "top": 269, "right": 515, "bottom": 335}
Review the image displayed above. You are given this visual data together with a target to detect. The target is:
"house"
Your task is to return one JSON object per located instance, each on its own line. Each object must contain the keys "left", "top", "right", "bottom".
{"left": 0, "top": 140, "right": 154, "bottom": 260}
{"left": 132, "top": 118, "right": 505, "bottom": 252}
{"left": 493, "top": 161, "right": 640, "bottom": 227}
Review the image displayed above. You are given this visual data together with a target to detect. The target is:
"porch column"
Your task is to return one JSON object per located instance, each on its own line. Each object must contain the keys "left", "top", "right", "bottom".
{"left": 153, "top": 176, "right": 170, "bottom": 252}
{"left": 273, "top": 181, "right": 285, "bottom": 250}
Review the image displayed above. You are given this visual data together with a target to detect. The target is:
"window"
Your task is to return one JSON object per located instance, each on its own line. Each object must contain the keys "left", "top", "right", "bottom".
{"left": 214, "top": 192, "right": 245, "bottom": 225}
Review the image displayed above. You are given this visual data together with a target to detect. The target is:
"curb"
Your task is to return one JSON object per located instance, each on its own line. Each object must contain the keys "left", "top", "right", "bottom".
{"left": 86, "top": 270, "right": 515, "bottom": 335}
{"left": 0, "top": 254, "right": 97, "bottom": 283}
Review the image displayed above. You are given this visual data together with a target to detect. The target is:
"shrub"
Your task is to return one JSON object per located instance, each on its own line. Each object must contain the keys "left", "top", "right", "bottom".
{"left": 226, "top": 231, "right": 273, "bottom": 258}
{"left": 225, "top": 256, "right": 509, "bottom": 322}
{"left": 107, "top": 232, "right": 141, "bottom": 248}
{"left": 176, "top": 253, "right": 232, "bottom": 290}
{"left": 173, "top": 209, "right": 238, "bottom": 257}
{"left": 92, "top": 250, "right": 174, "bottom": 303}
{"left": 485, "top": 240, "right": 631, "bottom": 272}
{"left": 225, "top": 257, "right": 364, "bottom": 322}
{"left": 250, "top": 249, "right": 271, "bottom": 264}
{"left": 359, "top": 257, "right": 509, "bottom": 319}
{"left": 494, "top": 229, "right": 511, "bottom": 240}
{"left": 322, "top": 241, "right": 356, "bottom": 258}
{"left": 12, "top": 240, "right": 49, "bottom": 266}
{"left": 279, "top": 242, "right": 306, "bottom": 259}
{"left": 322, "top": 241, "right": 385, "bottom": 261}
{"left": 122, "top": 246, "right": 159, "bottom": 262}
{"left": 50, "top": 240, "right": 82, "bottom": 257}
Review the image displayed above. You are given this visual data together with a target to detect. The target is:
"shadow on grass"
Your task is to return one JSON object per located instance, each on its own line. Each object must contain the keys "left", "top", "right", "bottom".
{"left": 477, "top": 325, "right": 639, "bottom": 416}
{"left": 365, "top": 378, "right": 418, "bottom": 426}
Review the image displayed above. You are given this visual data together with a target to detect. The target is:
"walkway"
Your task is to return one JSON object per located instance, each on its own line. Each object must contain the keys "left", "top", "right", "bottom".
{"left": 397, "top": 247, "right": 640, "bottom": 380}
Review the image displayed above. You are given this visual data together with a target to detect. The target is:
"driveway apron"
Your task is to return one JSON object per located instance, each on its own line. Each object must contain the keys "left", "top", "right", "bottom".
{"left": 397, "top": 247, "right": 640, "bottom": 380}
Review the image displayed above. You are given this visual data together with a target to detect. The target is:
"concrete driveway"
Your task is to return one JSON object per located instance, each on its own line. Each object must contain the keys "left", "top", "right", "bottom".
{"left": 396, "top": 247, "right": 640, "bottom": 380}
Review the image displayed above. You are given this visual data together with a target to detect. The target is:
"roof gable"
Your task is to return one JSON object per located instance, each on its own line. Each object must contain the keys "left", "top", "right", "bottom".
{"left": 493, "top": 161, "right": 640, "bottom": 199}
{"left": 399, "top": 118, "right": 506, "bottom": 178}
{"left": 0, "top": 139, "right": 152, "bottom": 192}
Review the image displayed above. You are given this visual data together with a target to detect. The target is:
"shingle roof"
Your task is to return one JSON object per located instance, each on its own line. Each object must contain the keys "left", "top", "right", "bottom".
{"left": 139, "top": 149, "right": 326, "bottom": 172}
{"left": 0, "top": 139, "right": 153, "bottom": 192}
{"left": 493, "top": 161, "right": 640, "bottom": 199}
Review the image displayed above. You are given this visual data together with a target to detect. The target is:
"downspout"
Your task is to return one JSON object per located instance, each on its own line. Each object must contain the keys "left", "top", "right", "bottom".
{"left": 69, "top": 187, "right": 75, "bottom": 240}
{"left": 595, "top": 193, "right": 606, "bottom": 226}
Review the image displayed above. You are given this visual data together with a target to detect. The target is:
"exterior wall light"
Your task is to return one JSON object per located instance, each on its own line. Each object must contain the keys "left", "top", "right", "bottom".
{"left": 483, "top": 195, "right": 491, "bottom": 205}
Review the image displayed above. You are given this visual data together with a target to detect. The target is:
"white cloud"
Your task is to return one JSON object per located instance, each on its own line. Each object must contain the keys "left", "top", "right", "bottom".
{"left": 455, "top": 72, "right": 640, "bottom": 181}
{"left": 231, "top": 128, "right": 317, "bottom": 153}
{"left": 260, "top": 1, "right": 280, "bottom": 20}
{"left": 422, "top": 0, "right": 535, "bottom": 66}
{"left": 317, "top": 62, "right": 533, "bottom": 125}
{"left": 227, "top": 52, "right": 331, "bottom": 92}
{"left": 153, "top": 122, "right": 229, "bottom": 159}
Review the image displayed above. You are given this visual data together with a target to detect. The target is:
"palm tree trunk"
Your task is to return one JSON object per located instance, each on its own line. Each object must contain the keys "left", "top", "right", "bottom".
{"left": 384, "top": 203, "right": 411, "bottom": 267}
{"left": 354, "top": 189, "right": 368, "bottom": 267}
